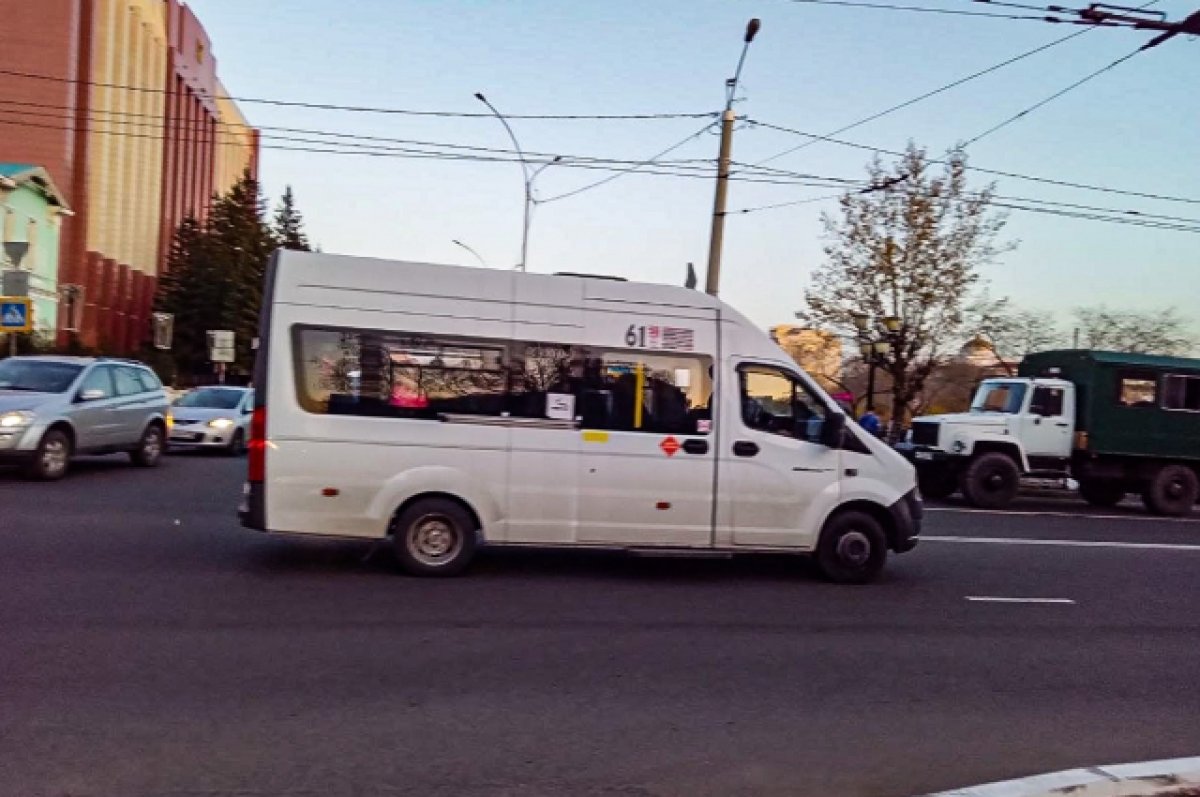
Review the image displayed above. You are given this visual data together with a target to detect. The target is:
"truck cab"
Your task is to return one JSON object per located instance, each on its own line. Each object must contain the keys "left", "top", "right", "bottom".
{"left": 902, "top": 376, "right": 1075, "bottom": 508}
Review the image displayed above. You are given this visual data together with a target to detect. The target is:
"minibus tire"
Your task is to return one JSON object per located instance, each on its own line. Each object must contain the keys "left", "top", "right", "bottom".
{"left": 815, "top": 510, "right": 887, "bottom": 584}
{"left": 390, "top": 497, "right": 478, "bottom": 576}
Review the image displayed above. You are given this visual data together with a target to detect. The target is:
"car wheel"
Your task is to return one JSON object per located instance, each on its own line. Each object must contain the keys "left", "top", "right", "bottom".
{"left": 960, "top": 452, "right": 1020, "bottom": 509}
{"left": 1142, "top": 465, "right": 1198, "bottom": 517}
{"left": 815, "top": 510, "right": 887, "bottom": 584}
{"left": 225, "top": 429, "right": 246, "bottom": 457}
{"left": 917, "top": 466, "right": 957, "bottom": 501}
{"left": 390, "top": 497, "right": 478, "bottom": 577}
{"left": 1078, "top": 478, "right": 1125, "bottom": 508}
{"left": 130, "top": 424, "right": 164, "bottom": 467}
{"left": 27, "top": 429, "right": 71, "bottom": 481}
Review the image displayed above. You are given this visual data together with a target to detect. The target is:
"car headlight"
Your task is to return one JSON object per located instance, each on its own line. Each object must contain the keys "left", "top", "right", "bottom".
{"left": 0, "top": 411, "right": 35, "bottom": 429}
{"left": 207, "top": 417, "right": 236, "bottom": 430}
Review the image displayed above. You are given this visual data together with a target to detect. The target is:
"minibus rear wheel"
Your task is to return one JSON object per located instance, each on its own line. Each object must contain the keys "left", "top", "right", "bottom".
{"left": 815, "top": 510, "right": 887, "bottom": 584}
{"left": 390, "top": 497, "right": 478, "bottom": 576}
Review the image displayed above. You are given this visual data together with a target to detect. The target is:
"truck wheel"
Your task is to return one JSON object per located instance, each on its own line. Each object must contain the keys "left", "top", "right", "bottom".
{"left": 961, "top": 452, "right": 1020, "bottom": 509}
{"left": 917, "top": 466, "right": 957, "bottom": 501}
{"left": 1141, "top": 465, "right": 1198, "bottom": 517}
{"left": 815, "top": 510, "right": 887, "bottom": 584}
{"left": 390, "top": 497, "right": 478, "bottom": 576}
{"left": 1078, "top": 479, "right": 1125, "bottom": 508}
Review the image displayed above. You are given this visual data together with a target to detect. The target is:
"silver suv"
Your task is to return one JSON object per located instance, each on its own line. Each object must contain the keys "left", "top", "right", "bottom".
{"left": 0, "top": 356, "right": 170, "bottom": 480}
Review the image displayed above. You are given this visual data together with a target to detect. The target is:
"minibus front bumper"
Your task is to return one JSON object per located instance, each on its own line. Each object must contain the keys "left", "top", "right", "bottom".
{"left": 888, "top": 489, "right": 922, "bottom": 553}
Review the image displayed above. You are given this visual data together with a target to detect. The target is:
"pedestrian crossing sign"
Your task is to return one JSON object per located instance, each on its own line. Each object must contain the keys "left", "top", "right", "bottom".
{"left": 1, "top": 297, "right": 32, "bottom": 333}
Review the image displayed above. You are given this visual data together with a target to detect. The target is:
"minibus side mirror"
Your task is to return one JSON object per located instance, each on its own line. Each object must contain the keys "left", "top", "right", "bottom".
{"left": 820, "top": 412, "right": 846, "bottom": 448}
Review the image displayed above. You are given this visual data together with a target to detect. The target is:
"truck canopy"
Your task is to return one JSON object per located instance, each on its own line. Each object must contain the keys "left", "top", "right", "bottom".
{"left": 1019, "top": 350, "right": 1200, "bottom": 461}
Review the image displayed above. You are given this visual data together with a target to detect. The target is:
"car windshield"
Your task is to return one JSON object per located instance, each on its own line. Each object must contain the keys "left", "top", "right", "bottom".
{"left": 970, "top": 382, "right": 1028, "bottom": 414}
{"left": 0, "top": 359, "right": 84, "bottom": 393}
{"left": 174, "top": 387, "right": 245, "bottom": 409}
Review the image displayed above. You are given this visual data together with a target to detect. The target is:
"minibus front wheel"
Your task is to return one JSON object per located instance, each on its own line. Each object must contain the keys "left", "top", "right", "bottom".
{"left": 815, "top": 510, "right": 887, "bottom": 585}
{"left": 390, "top": 496, "right": 479, "bottom": 576}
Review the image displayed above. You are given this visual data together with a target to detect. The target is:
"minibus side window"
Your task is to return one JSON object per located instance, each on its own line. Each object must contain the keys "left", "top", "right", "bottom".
{"left": 294, "top": 327, "right": 506, "bottom": 418}
{"left": 508, "top": 343, "right": 713, "bottom": 435}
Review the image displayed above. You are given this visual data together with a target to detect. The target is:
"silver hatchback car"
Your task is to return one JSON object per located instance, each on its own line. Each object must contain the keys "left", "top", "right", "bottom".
{"left": 0, "top": 356, "right": 171, "bottom": 480}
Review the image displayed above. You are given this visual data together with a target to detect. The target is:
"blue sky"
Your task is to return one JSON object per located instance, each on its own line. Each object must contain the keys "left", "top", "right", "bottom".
{"left": 191, "top": 0, "right": 1198, "bottom": 335}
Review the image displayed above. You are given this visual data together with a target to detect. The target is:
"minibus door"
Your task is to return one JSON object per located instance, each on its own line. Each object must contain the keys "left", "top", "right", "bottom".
{"left": 575, "top": 355, "right": 716, "bottom": 548}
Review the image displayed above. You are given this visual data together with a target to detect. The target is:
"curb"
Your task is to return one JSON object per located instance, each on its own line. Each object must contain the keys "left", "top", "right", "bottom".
{"left": 926, "top": 756, "right": 1200, "bottom": 797}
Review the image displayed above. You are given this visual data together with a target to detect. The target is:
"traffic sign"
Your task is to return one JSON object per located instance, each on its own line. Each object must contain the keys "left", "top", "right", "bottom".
{"left": 1, "top": 297, "right": 33, "bottom": 333}
{"left": 207, "top": 329, "right": 235, "bottom": 363}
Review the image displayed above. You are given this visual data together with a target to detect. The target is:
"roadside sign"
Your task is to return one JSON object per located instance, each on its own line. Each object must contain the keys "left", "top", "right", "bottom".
{"left": 207, "top": 329, "right": 235, "bottom": 363}
{"left": 2, "top": 269, "right": 30, "bottom": 297}
{"left": 152, "top": 312, "right": 174, "bottom": 350}
{"left": 1, "top": 297, "right": 33, "bottom": 333}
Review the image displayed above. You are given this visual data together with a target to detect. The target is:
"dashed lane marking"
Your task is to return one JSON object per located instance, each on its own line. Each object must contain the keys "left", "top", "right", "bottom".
{"left": 925, "top": 534, "right": 1200, "bottom": 551}
{"left": 965, "top": 596, "right": 1075, "bottom": 604}
{"left": 926, "top": 506, "right": 1200, "bottom": 524}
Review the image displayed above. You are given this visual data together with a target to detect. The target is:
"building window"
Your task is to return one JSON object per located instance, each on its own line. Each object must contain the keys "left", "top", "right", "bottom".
{"left": 1116, "top": 372, "right": 1157, "bottom": 408}
{"left": 1163, "top": 375, "right": 1200, "bottom": 412}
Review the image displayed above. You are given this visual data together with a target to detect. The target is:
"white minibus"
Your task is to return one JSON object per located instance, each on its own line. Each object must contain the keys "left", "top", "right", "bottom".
{"left": 240, "top": 251, "right": 920, "bottom": 582}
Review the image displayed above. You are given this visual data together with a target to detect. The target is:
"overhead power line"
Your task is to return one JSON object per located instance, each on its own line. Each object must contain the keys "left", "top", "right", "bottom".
{"left": 753, "top": 26, "right": 1096, "bottom": 166}
{"left": 0, "top": 66, "right": 714, "bottom": 121}
{"left": 961, "top": 45, "right": 1146, "bottom": 146}
{"left": 0, "top": 115, "right": 859, "bottom": 189}
{"left": 746, "top": 119, "right": 1200, "bottom": 206}
{"left": 779, "top": 0, "right": 1057, "bottom": 20}
{"left": 0, "top": 100, "right": 715, "bottom": 172}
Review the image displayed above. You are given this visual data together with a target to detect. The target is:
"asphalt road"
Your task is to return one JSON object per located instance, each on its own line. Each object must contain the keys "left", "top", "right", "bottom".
{"left": 1, "top": 454, "right": 1198, "bottom": 797}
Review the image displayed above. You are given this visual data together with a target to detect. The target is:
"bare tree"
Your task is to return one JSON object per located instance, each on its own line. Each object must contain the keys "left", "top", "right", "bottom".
{"left": 1073, "top": 306, "right": 1194, "bottom": 355}
{"left": 968, "top": 296, "right": 1063, "bottom": 366}
{"left": 800, "top": 143, "right": 1014, "bottom": 435}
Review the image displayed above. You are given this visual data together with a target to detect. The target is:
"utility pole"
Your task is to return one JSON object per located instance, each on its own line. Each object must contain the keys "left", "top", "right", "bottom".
{"left": 704, "top": 18, "right": 760, "bottom": 297}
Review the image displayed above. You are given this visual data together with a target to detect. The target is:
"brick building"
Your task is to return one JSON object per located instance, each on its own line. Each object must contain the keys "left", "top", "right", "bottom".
{"left": 0, "top": 0, "right": 258, "bottom": 352}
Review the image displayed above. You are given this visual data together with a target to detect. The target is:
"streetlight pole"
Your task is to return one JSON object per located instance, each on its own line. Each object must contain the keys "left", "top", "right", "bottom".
{"left": 452, "top": 239, "right": 489, "bottom": 269}
{"left": 474, "top": 94, "right": 561, "bottom": 272}
{"left": 704, "top": 18, "right": 761, "bottom": 297}
{"left": 851, "top": 313, "right": 902, "bottom": 421}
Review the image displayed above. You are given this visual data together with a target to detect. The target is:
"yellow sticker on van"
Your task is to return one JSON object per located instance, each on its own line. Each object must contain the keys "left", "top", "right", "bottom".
{"left": 582, "top": 431, "right": 609, "bottom": 443}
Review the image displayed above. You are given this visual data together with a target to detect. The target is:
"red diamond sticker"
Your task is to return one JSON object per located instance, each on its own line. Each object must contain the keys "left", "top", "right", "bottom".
{"left": 660, "top": 436, "right": 680, "bottom": 457}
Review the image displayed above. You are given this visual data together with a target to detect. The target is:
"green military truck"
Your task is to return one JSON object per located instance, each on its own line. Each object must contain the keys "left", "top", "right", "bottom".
{"left": 901, "top": 350, "right": 1200, "bottom": 516}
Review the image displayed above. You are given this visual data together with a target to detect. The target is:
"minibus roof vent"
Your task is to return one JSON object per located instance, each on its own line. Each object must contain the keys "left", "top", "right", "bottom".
{"left": 553, "top": 272, "right": 628, "bottom": 282}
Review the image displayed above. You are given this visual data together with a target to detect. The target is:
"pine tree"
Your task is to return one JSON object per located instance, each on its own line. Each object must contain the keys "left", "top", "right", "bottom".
{"left": 272, "top": 185, "right": 311, "bottom": 252}
{"left": 206, "top": 169, "right": 276, "bottom": 374}
{"left": 153, "top": 170, "right": 276, "bottom": 379}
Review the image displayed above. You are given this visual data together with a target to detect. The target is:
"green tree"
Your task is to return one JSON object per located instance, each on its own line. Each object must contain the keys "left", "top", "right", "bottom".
{"left": 272, "top": 185, "right": 311, "bottom": 252}
{"left": 799, "top": 143, "right": 1014, "bottom": 435}
{"left": 154, "top": 170, "right": 275, "bottom": 379}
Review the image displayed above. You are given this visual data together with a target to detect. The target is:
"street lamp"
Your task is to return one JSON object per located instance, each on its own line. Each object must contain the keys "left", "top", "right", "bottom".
{"left": 852, "top": 314, "right": 903, "bottom": 421}
{"left": 451, "top": 239, "right": 489, "bottom": 269}
{"left": 474, "top": 92, "right": 561, "bottom": 272}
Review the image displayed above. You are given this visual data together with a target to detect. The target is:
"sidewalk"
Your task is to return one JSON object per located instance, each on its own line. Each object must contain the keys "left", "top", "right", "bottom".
{"left": 927, "top": 757, "right": 1200, "bottom": 797}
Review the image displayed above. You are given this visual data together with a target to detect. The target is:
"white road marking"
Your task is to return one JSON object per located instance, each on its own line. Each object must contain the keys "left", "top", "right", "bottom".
{"left": 926, "top": 506, "right": 1200, "bottom": 524}
{"left": 965, "top": 596, "right": 1075, "bottom": 604}
{"left": 925, "top": 534, "right": 1200, "bottom": 551}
